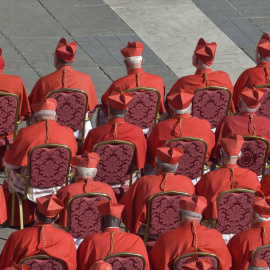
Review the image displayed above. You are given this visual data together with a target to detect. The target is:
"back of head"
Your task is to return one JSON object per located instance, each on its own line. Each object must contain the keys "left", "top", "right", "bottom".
{"left": 248, "top": 259, "right": 269, "bottom": 270}
{"left": 55, "top": 38, "right": 77, "bottom": 64}
{"left": 31, "top": 98, "right": 57, "bottom": 122}
{"left": 251, "top": 191, "right": 270, "bottom": 224}
{"left": 257, "top": 33, "right": 270, "bottom": 62}
{"left": 194, "top": 38, "right": 217, "bottom": 67}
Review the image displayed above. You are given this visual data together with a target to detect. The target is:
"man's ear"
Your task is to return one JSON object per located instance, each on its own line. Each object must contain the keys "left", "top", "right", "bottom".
{"left": 141, "top": 58, "right": 145, "bottom": 65}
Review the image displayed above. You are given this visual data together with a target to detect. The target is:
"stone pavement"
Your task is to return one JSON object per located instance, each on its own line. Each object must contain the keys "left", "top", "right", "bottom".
{"left": 0, "top": 0, "right": 270, "bottom": 254}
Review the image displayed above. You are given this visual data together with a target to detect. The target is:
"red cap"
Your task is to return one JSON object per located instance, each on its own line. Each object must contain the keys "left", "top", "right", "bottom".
{"left": 120, "top": 42, "right": 144, "bottom": 57}
{"left": 55, "top": 38, "right": 77, "bottom": 63}
{"left": 184, "top": 256, "right": 212, "bottom": 270}
{"left": 0, "top": 47, "right": 5, "bottom": 70}
{"left": 107, "top": 87, "right": 133, "bottom": 111}
{"left": 179, "top": 196, "right": 207, "bottom": 214}
{"left": 156, "top": 146, "right": 183, "bottom": 164}
{"left": 37, "top": 193, "right": 64, "bottom": 218}
{"left": 257, "top": 33, "right": 270, "bottom": 58}
{"left": 90, "top": 260, "right": 112, "bottom": 270}
{"left": 240, "top": 83, "right": 265, "bottom": 108}
{"left": 31, "top": 98, "right": 58, "bottom": 115}
{"left": 250, "top": 259, "right": 269, "bottom": 268}
{"left": 252, "top": 191, "right": 270, "bottom": 218}
{"left": 4, "top": 266, "right": 29, "bottom": 270}
{"left": 220, "top": 134, "right": 244, "bottom": 156}
{"left": 167, "top": 89, "right": 194, "bottom": 110}
{"left": 97, "top": 200, "right": 124, "bottom": 219}
{"left": 194, "top": 38, "right": 217, "bottom": 66}
{"left": 73, "top": 153, "right": 100, "bottom": 168}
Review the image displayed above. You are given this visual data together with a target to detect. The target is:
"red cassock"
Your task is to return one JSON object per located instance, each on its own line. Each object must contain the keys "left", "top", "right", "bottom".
{"left": 147, "top": 114, "right": 215, "bottom": 167}
{"left": 214, "top": 113, "right": 270, "bottom": 157}
{"left": 233, "top": 62, "right": 270, "bottom": 108}
{"left": 149, "top": 221, "right": 232, "bottom": 270}
{"left": 260, "top": 172, "right": 270, "bottom": 196}
{"left": 101, "top": 68, "right": 165, "bottom": 114}
{"left": 80, "top": 118, "right": 147, "bottom": 170}
{"left": 77, "top": 227, "right": 150, "bottom": 270}
{"left": 196, "top": 164, "right": 261, "bottom": 219}
{"left": 3, "top": 120, "right": 78, "bottom": 226}
{"left": 227, "top": 221, "right": 270, "bottom": 270}
{"left": 165, "top": 69, "right": 235, "bottom": 113}
{"left": 28, "top": 66, "right": 98, "bottom": 112}
{"left": 0, "top": 222, "right": 77, "bottom": 269}
{"left": 0, "top": 185, "right": 7, "bottom": 224}
{"left": 120, "top": 173, "right": 195, "bottom": 233}
{"left": 56, "top": 177, "right": 117, "bottom": 227}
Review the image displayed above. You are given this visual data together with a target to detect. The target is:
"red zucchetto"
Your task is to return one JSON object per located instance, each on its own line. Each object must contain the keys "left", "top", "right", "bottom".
{"left": 257, "top": 33, "right": 270, "bottom": 58}
{"left": 240, "top": 83, "right": 265, "bottom": 108}
{"left": 184, "top": 256, "right": 212, "bottom": 270}
{"left": 90, "top": 260, "right": 112, "bottom": 270}
{"left": 156, "top": 146, "right": 183, "bottom": 165}
{"left": 194, "top": 38, "right": 217, "bottom": 66}
{"left": 55, "top": 38, "right": 77, "bottom": 63}
{"left": 220, "top": 134, "right": 244, "bottom": 156}
{"left": 31, "top": 98, "right": 57, "bottom": 116}
{"left": 252, "top": 191, "right": 270, "bottom": 218}
{"left": 167, "top": 89, "right": 194, "bottom": 110}
{"left": 107, "top": 87, "right": 133, "bottom": 111}
{"left": 120, "top": 42, "right": 144, "bottom": 57}
{"left": 97, "top": 200, "right": 124, "bottom": 219}
{"left": 73, "top": 153, "right": 100, "bottom": 168}
{"left": 179, "top": 196, "right": 207, "bottom": 214}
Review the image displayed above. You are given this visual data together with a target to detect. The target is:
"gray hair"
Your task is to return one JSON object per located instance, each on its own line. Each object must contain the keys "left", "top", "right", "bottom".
{"left": 75, "top": 166, "right": 97, "bottom": 179}
{"left": 124, "top": 56, "right": 143, "bottom": 65}
{"left": 239, "top": 97, "right": 260, "bottom": 113}
{"left": 155, "top": 157, "right": 179, "bottom": 173}
{"left": 108, "top": 105, "right": 127, "bottom": 118}
{"left": 34, "top": 110, "right": 56, "bottom": 118}
{"left": 248, "top": 266, "right": 269, "bottom": 270}
{"left": 220, "top": 148, "right": 241, "bottom": 159}
{"left": 179, "top": 209, "right": 202, "bottom": 219}
{"left": 252, "top": 209, "right": 270, "bottom": 222}
{"left": 260, "top": 54, "right": 270, "bottom": 62}
{"left": 197, "top": 58, "right": 212, "bottom": 69}
{"left": 169, "top": 103, "right": 192, "bottom": 116}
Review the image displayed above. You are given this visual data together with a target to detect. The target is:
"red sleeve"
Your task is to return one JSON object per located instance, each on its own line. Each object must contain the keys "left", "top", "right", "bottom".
{"left": 261, "top": 173, "right": 270, "bottom": 196}
{"left": 233, "top": 71, "right": 249, "bottom": 109}
{"left": 86, "top": 76, "right": 98, "bottom": 112}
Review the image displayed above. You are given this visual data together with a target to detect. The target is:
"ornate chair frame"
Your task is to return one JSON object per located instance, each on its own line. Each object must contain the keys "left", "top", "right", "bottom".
{"left": 240, "top": 135, "right": 269, "bottom": 177}
{"left": 103, "top": 252, "right": 146, "bottom": 270}
{"left": 92, "top": 140, "right": 137, "bottom": 187}
{"left": 19, "top": 254, "right": 66, "bottom": 269}
{"left": 46, "top": 88, "right": 90, "bottom": 144}
{"left": 0, "top": 91, "right": 21, "bottom": 143}
{"left": 165, "top": 136, "right": 208, "bottom": 177}
{"left": 66, "top": 192, "right": 111, "bottom": 234}
{"left": 11, "top": 143, "right": 73, "bottom": 229}
{"left": 204, "top": 188, "right": 256, "bottom": 229}
{"left": 251, "top": 244, "right": 270, "bottom": 262}
{"left": 255, "top": 83, "right": 270, "bottom": 119}
{"left": 141, "top": 191, "right": 190, "bottom": 244}
{"left": 124, "top": 87, "right": 161, "bottom": 125}
{"left": 173, "top": 252, "right": 220, "bottom": 270}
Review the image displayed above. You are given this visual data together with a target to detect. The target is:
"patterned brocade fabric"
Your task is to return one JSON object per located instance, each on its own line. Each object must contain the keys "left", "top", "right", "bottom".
{"left": 192, "top": 89, "right": 230, "bottom": 129}
{"left": 23, "top": 259, "right": 63, "bottom": 270}
{"left": 69, "top": 196, "right": 108, "bottom": 238}
{"left": 149, "top": 194, "right": 187, "bottom": 235}
{"left": 256, "top": 88, "right": 270, "bottom": 119}
{"left": 105, "top": 256, "right": 144, "bottom": 270}
{"left": 254, "top": 248, "right": 270, "bottom": 267}
{"left": 216, "top": 192, "right": 254, "bottom": 234}
{"left": 237, "top": 140, "right": 267, "bottom": 176}
{"left": 175, "top": 256, "right": 218, "bottom": 270}
{"left": 0, "top": 95, "right": 18, "bottom": 136}
{"left": 171, "top": 140, "right": 205, "bottom": 179}
{"left": 30, "top": 147, "right": 70, "bottom": 188}
{"left": 50, "top": 92, "right": 87, "bottom": 131}
{"left": 94, "top": 144, "right": 134, "bottom": 185}
{"left": 124, "top": 91, "right": 158, "bottom": 129}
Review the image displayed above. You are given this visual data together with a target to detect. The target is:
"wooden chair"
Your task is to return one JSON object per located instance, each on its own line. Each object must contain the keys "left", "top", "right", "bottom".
{"left": 20, "top": 254, "right": 66, "bottom": 269}
{"left": 255, "top": 84, "right": 270, "bottom": 120}
{"left": 173, "top": 252, "right": 220, "bottom": 270}
{"left": 104, "top": 252, "right": 146, "bottom": 270}
{"left": 10, "top": 143, "right": 73, "bottom": 229}
{"left": 192, "top": 86, "right": 231, "bottom": 129}
{"left": 46, "top": 88, "right": 91, "bottom": 145}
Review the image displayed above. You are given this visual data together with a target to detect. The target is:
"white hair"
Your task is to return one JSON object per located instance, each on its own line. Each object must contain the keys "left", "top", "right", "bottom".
{"left": 248, "top": 266, "right": 269, "bottom": 270}
{"left": 196, "top": 58, "right": 212, "bottom": 69}
{"left": 75, "top": 166, "right": 97, "bottom": 179}
{"left": 155, "top": 157, "right": 179, "bottom": 173}
{"left": 239, "top": 97, "right": 260, "bottom": 113}
{"left": 124, "top": 56, "right": 142, "bottom": 65}
{"left": 179, "top": 209, "right": 202, "bottom": 219}
{"left": 220, "top": 148, "right": 241, "bottom": 159}
{"left": 252, "top": 209, "right": 270, "bottom": 222}
{"left": 34, "top": 110, "right": 56, "bottom": 118}
{"left": 169, "top": 103, "right": 192, "bottom": 116}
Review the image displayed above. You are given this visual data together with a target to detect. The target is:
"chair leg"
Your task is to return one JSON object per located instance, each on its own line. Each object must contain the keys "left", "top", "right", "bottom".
{"left": 11, "top": 192, "right": 15, "bottom": 227}
{"left": 16, "top": 193, "right": 24, "bottom": 229}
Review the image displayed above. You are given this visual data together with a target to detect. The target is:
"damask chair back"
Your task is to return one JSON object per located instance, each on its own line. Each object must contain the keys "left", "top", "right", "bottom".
{"left": 255, "top": 84, "right": 270, "bottom": 119}
{"left": 213, "top": 189, "right": 255, "bottom": 234}
{"left": 173, "top": 252, "right": 220, "bottom": 270}
{"left": 123, "top": 87, "right": 161, "bottom": 130}
{"left": 93, "top": 140, "right": 137, "bottom": 195}
{"left": 142, "top": 191, "right": 190, "bottom": 244}
{"left": 104, "top": 252, "right": 146, "bottom": 270}
{"left": 46, "top": 88, "right": 89, "bottom": 143}
{"left": 66, "top": 193, "right": 111, "bottom": 238}
{"left": 237, "top": 135, "right": 269, "bottom": 176}
{"left": 252, "top": 245, "right": 270, "bottom": 267}
{"left": 0, "top": 91, "right": 20, "bottom": 147}
{"left": 11, "top": 144, "right": 72, "bottom": 229}
{"left": 192, "top": 86, "right": 231, "bottom": 129}
{"left": 20, "top": 254, "right": 65, "bottom": 270}
{"left": 166, "top": 137, "right": 207, "bottom": 180}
